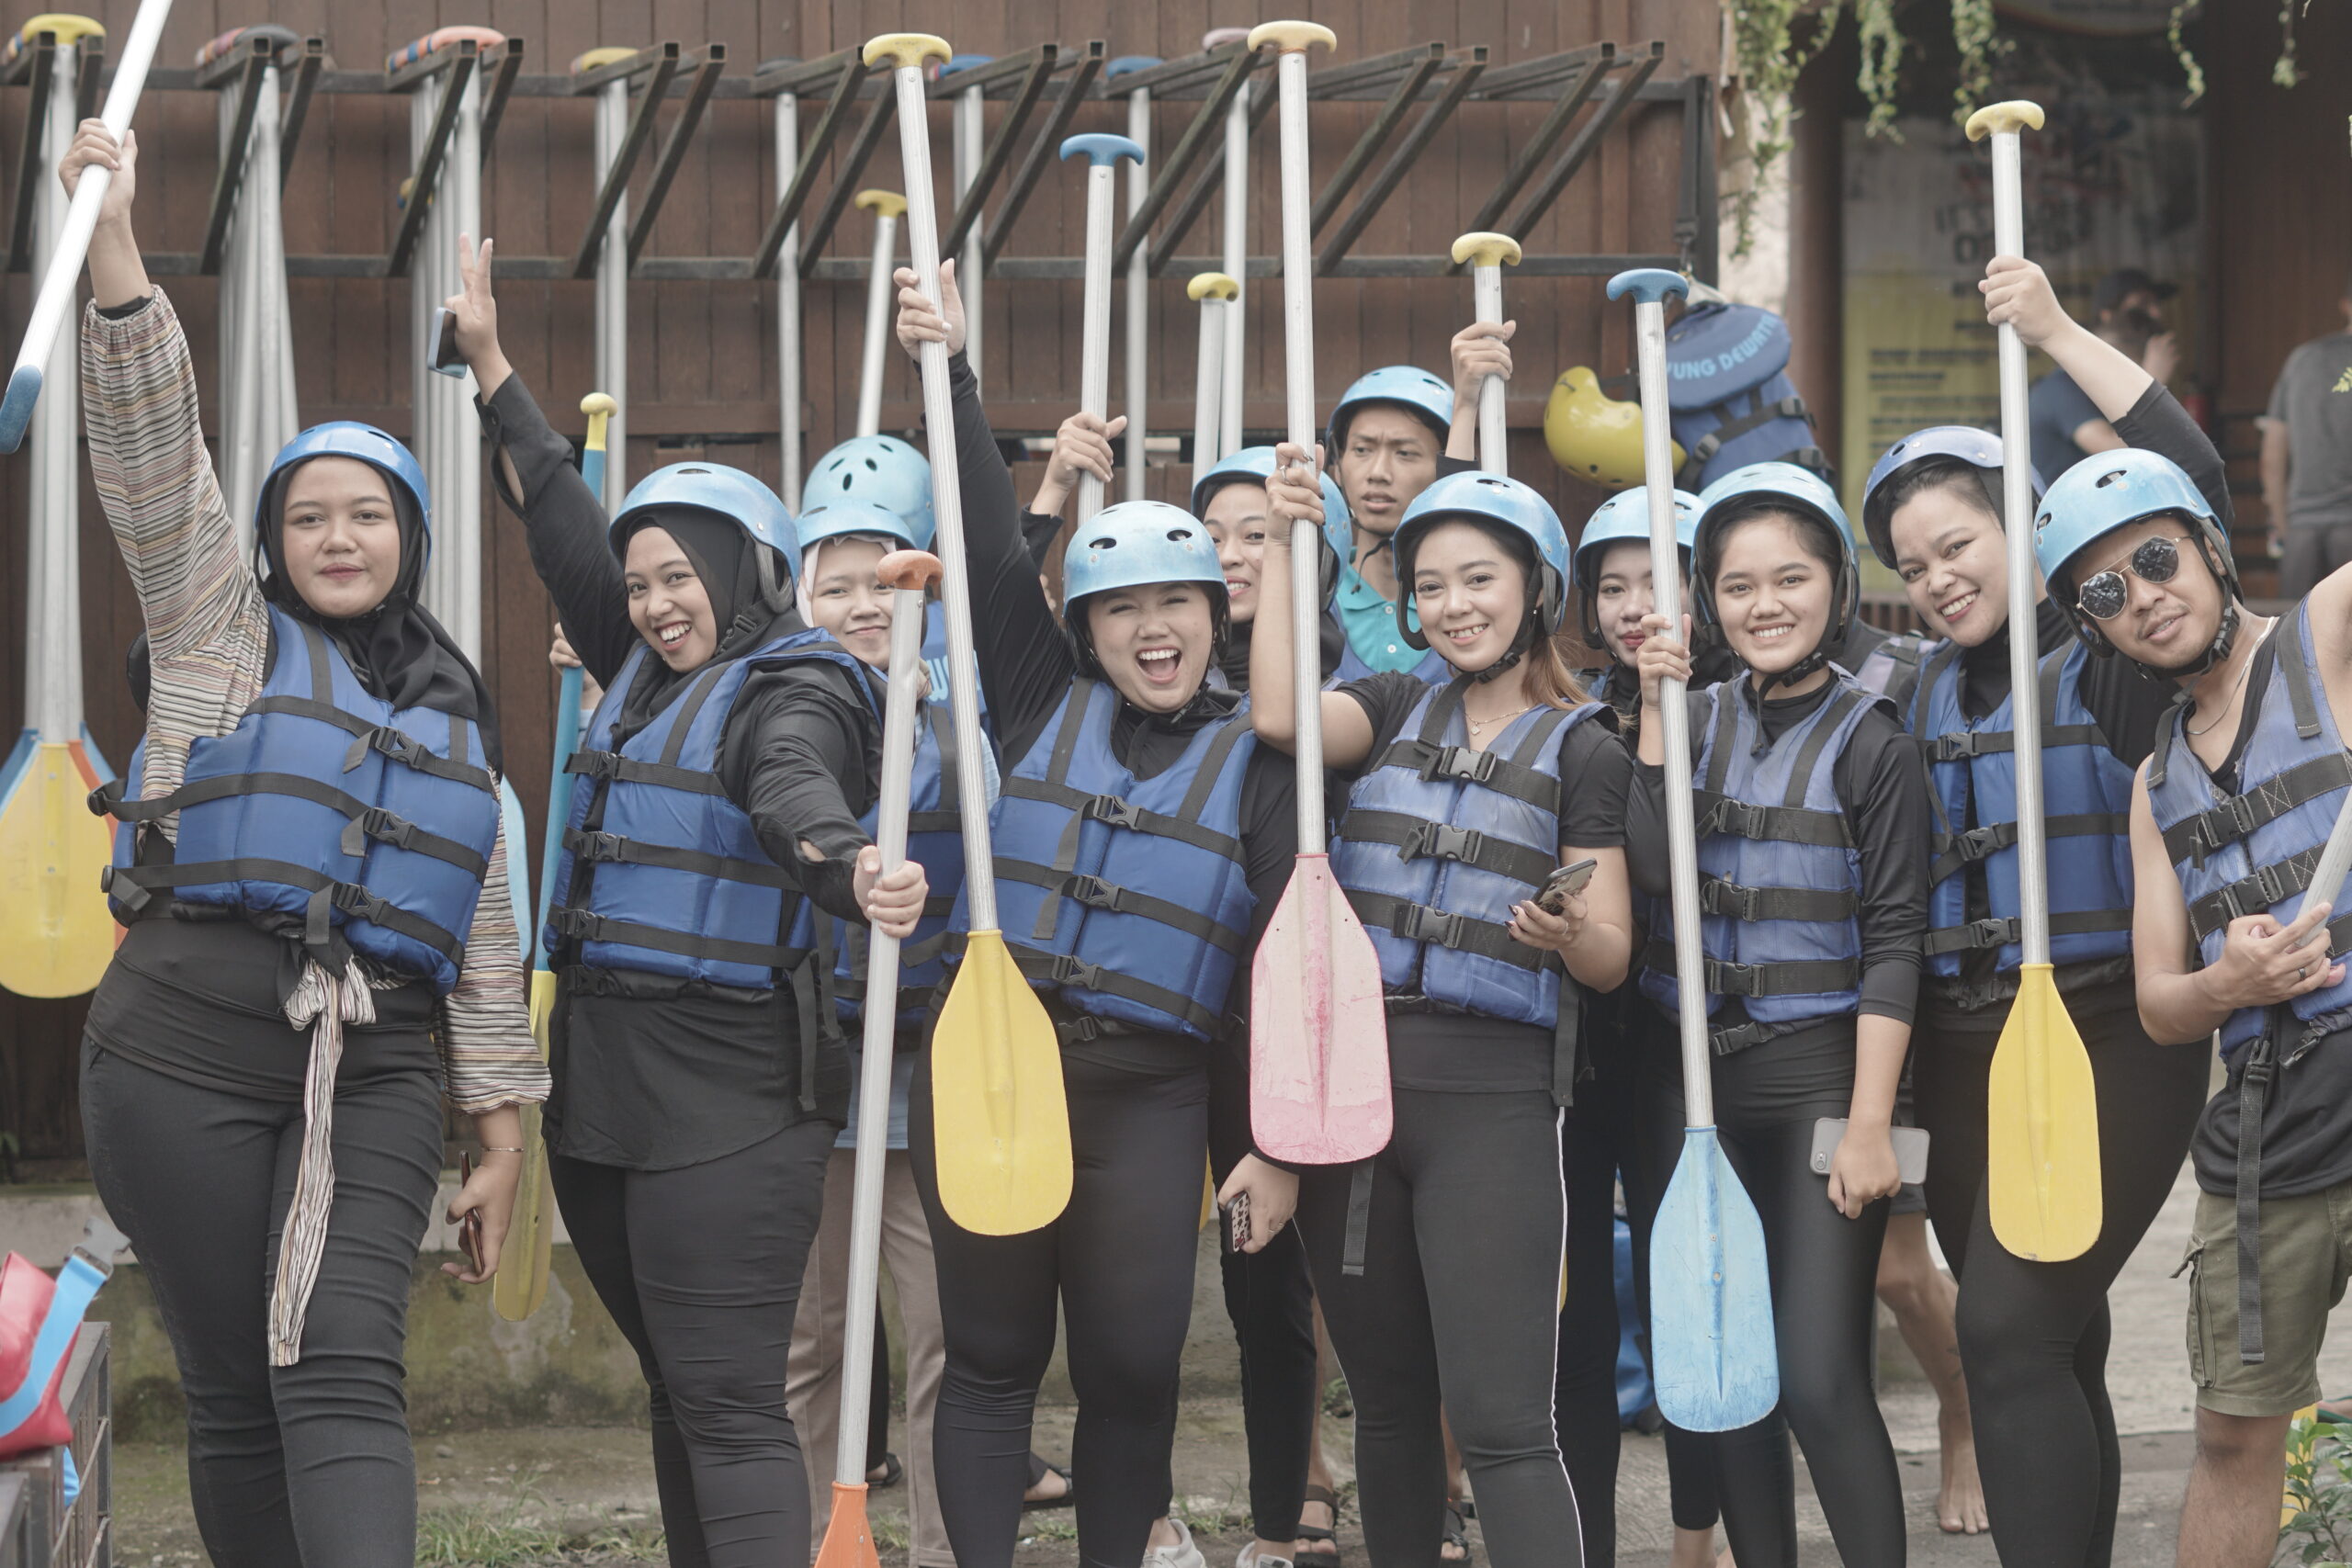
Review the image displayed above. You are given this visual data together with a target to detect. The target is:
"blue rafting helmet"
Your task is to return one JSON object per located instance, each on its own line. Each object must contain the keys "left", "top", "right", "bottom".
{"left": 1690, "top": 461, "right": 1860, "bottom": 690}
{"left": 803, "top": 434, "right": 935, "bottom": 547}
{"left": 1191, "top": 445, "right": 1348, "bottom": 604}
{"left": 1325, "top": 366, "right": 1453, "bottom": 457}
{"left": 610, "top": 461, "right": 800, "bottom": 610}
{"left": 1569, "top": 485, "right": 1702, "bottom": 650}
{"left": 1063, "top": 501, "right": 1230, "bottom": 671}
{"left": 795, "top": 498, "right": 926, "bottom": 555}
{"left": 1392, "top": 472, "right": 1572, "bottom": 657}
{"left": 2033, "top": 448, "right": 2238, "bottom": 665}
{"left": 259, "top": 422, "right": 433, "bottom": 573}
{"left": 1860, "top": 424, "right": 2043, "bottom": 569}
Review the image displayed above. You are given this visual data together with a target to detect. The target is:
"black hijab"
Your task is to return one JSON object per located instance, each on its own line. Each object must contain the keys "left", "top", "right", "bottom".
{"left": 608, "top": 506, "right": 802, "bottom": 745}
{"left": 254, "top": 459, "right": 503, "bottom": 772}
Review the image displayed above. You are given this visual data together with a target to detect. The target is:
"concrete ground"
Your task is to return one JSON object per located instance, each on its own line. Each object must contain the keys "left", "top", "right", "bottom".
{"left": 105, "top": 1158, "right": 2352, "bottom": 1565}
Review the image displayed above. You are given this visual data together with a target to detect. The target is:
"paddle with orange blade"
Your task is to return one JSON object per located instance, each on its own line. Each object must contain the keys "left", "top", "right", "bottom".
{"left": 867, "top": 31, "right": 1069, "bottom": 1236}
{"left": 813, "top": 547, "right": 940, "bottom": 1568}
{"left": 1967, "top": 99, "right": 2102, "bottom": 1264}
{"left": 1247, "top": 19, "right": 1393, "bottom": 1167}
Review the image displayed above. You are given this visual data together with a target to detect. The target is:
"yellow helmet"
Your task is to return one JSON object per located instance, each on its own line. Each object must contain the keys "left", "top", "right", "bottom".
{"left": 1543, "top": 367, "right": 1684, "bottom": 492}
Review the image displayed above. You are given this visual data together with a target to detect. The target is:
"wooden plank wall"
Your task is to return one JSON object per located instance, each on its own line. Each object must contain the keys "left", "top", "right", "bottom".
{"left": 0, "top": 0, "right": 1716, "bottom": 1167}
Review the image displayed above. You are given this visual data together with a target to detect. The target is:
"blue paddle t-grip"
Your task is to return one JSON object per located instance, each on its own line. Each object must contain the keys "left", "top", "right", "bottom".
{"left": 1060, "top": 132, "right": 1147, "bottom": 167}
{"left": 1105, "top": 55, "right": 1162, "bottom": 79}
{"left": 941, "top": 52, "right": 992, "bottom": 76}
{"left": 1606, "top": 267, "right": 1689, "bottom": 306}
{"left": 0, "top": 365, "right": 41, "bottom": 454}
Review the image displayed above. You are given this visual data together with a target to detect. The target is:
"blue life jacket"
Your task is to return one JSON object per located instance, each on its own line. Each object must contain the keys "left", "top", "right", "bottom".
{"left": 545, "top": 630, "right": 876, "bottom": 994}
{"left": 1838, "top": 621, "right": 1928, "bottom": 710}
{"left": 96, "top": 604, "right": 498, "bottom": 992}
{"left": 1639, "top": 675, "right": 1877, "bottom": 1049}
{"left": 789, "top": 698, "right": 979, "bottom": 1030}
{"left": 2145, "top": 603, "right": 2352, "bottom": 1063}
{"left": 1908, "top": 638, "right": 2136, "bottom": 977}
{"left": 1660, "top": 301, "right": 1829, "bottom": 488}
{"left": 953, "top": 679, "right": 1259, "bottom": 1043}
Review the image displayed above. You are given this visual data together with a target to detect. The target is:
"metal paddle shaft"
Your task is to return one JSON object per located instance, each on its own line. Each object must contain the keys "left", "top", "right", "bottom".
{"left": 1450, "top": 231, "right": 1521, "bottom": 477}
{"left": 1210, "top": 28, "right": 1251, "bottom": 457}
{"left": 854, "top": 191, "right": 905, "bottom": 438}
{"left": 1188, "top": 273, "right": 1237, "bottom": 471}
{"left": 2288, "top": 787, "right": 2352, "bottom": 956}
{"left": 1061, "top": 134, "right": 1147, "bottom": 525}
{"left": 773, "top": 90, "right": 805, "bottom": 506}
{"left": 0, "top": 0, "right": 175, "bottom": 453}
{"left": 832, "top": 549, "right": 942, "bottom": 1488}
{"left": 1115, "top": 64, "right": 1159, "bottom": 502}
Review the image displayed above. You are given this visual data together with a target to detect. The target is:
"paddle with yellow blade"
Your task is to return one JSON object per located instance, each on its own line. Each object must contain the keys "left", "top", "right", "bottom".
{"left": 866, "top": 31, "right": 1069, "bottom": 1236}
{"left": 489, "top": 391, "right": 616, "bottom": 1321}
{"left": 1247, "top": 19, "right": 1395, "bottom": 1168}
{"left": 814, "top": 547, "right": 941, "bottom": 1568}
{"left": 1968, "top": 99, "right": 2103, "bottom": 1264}
{"left": 0, "top": 9, "right": 168, "bottom": 997}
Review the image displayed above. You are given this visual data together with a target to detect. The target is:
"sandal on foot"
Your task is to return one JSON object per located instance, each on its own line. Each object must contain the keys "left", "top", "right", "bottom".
{"left": 1295, "top": 1483, "right": 1342, "bottom": 1568}
{"left": 866, "top": 1452, "right": 903, "bottom": 1490}
{"left": 1023, "top": 1460, "right": 1076, "bottom": 1511}
{"left": 1440, "top": 1503, "right": 1473, "bottom": 1565}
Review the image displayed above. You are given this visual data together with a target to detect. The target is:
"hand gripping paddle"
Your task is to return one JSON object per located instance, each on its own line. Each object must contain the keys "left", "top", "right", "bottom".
{"left": 814, "top": 547, "right": 942, "bottom": 1568}
{"left": 1247, "top": 20, "right": 1393, "bottom": 1168}
{"left": 1449, "top": 231, "right": 1521, "bottom": 477}
{"left": 1967, "top": 100, "right": 2103, "bottom": 1265}
{"left": 1187, "top": 272, "right": 1238, "bottom": 472}
{"left": 866, "top": 32, "right": 1069, "bottom": 1236}
{"left": 492, "top": 390, "right": 615, "bottom": 1322}
{"left": 1061, "top": 132, "right": 1147, "bottom": 525}
{"left": 1610, "top": 266, "right": 1779, "bottom": 1432}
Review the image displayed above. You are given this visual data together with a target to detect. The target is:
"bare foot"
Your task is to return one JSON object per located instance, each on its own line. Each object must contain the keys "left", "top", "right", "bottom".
{"left": 1938, "top": 1409, "right": 1990, "bottom": 1534}
{"left": 1668, "top": 1526, "right": 1718, "bottom": 1568}
{"left": 1441, "top": 1502, "right": 1470, "bottom": 1562}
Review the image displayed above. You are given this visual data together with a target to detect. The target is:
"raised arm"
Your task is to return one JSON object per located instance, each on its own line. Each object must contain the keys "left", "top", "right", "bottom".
{"left": 1983, "top": 256, "right": 2148, "bottom": 425}
{"left": 1250, "top": 444, "right": 1376, "bottom": 766}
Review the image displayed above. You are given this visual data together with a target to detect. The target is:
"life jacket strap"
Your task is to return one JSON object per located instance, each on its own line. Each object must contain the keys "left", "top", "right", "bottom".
{"left": 991, "top": 861, "right": 1248, "bottom": 953}
{"left": 560, "top": 826, "right": 798, "bottom": 889}
{"left": 1340, "top": 809, "right": 1561, "bottom": 891}
{"left": 2233, "top": 1032, "right": 2278, "bottom": 1366}
{"left": 1690, "top": 790, "right": 1854, "bottom": 850}
{"left": 547, "top": 907, "right": 808, "bottom": 972}
{"left": 1922, "top": 908, "right": 2135, "bottom": 957}
{"left": 2158, "top": 750, "right": 2352, "bottom": 869}
{"left": 1693, "top": 874, "right": 1858, "bottom": 924}
{"left": 565, "top": 748, "right": 729, "bottom": 797}
{"left": 1347, "top": 891, "right": 1548, "bottom": 973}
{"left": 1922, "top": 723, "right": 2105, "bottom": 762}
{"left": 961, "top": 940, "right": 1232, "bottom": 1042}
{"left": 1929, "top": 812, "right": 2131, "bottom": 884}
{"left": 1642, "top": 939, "right": 1858, "bottom": 998}
{"left": 1379, "top": 737, "right": 1562, "bottom": 811}
{"left": 102, "top": 858, "right": 466, "bottom": 964}
{"left": 1683, "top": 394, "right": 1814, "bottom": 476}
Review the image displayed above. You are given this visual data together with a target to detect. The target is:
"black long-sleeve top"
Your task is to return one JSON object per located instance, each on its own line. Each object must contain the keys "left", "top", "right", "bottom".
{"left": 938, "top": 353, "right": 1300, "bottom": 1077}
{"left": 476, "top": 376, "right": 886, "bottom": 1168}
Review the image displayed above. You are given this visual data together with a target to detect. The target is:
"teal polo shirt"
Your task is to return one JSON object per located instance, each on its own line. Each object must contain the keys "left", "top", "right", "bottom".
{"left": 1331, "top": 556, "right": 1425, "bottom": 674}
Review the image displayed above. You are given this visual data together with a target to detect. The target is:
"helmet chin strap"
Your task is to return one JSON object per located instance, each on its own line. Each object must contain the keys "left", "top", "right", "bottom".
{"left": 1471, "top": 588, "right": 1544, "bottom": 684}
{"left": 2151, "top": 599, "right": 2241, "bottom": 681}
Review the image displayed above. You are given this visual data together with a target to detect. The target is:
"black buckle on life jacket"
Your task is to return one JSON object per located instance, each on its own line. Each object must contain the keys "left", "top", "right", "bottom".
{"left": 1044, "top": 953, "right": 1105, "bottom": 989}
{"left": 2212, "top": 863, "right": 2294, "bottom": 924}
{"left": 1058, "top": 1014, "right": 1108, "bottom": 1043}
{"left": 329, "top": 881, "right": 390, "bottom": 924}
{"left": 1944, "top": 823, "right": 2010, "bottom": 865}
{"left": 1391, "top": 904, "right": 1467, "bottom": 950}
{"left": 2190, "top": 795, "right": 2265, "bottom": 861}
{"left": 1696, "top": 879, "right": 1762, "bottom": 920}
{"left": 98, "top": 864, "right": 153, "bottom": 914}
{"left": 345, "top": 726, "right": 422, "bottom": 773}
{"left": 1419, "top": 746, "right": 1498, "bottom": 786}
{"left": 1062, "top": 874, "right": 1128, "bottom": 913}
{"left": 570, "top": 830, "right": 625, "bottom": 863}
{"left": 340, "top": 807, "right": 417, "bottom": 858}
{"left": 571, "top": 750, "right": 622, "bottom": 781}
{"left": 85, "top": 777, "right": 124, "bottom": 818}
{"left": 1080, "top": 795, "right": 1141, "bottom": 831}
{"left": 548, "top": 908, "right": 601, "bottom": 940}
{"left": 1698, "top": 798, "right": 1763, "bottom": 840}
{"left": 1959, "top": 916, "right": 2019, "bottom": 949}
{"left": 1406, "top": 822, "right": 1486, "bottom": 865}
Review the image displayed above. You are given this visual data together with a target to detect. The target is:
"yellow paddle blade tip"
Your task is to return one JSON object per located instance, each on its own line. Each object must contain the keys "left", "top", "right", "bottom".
{"left": 931, "top": 931, "right": 1073, "bottom": 1235}
{"left": 1986, "top": 964, "right": 2103, "bottom": 1261}
{"left": 863, "top": 33, "right": 950, "bottom": 71}
{"left": 1964, "top": 99, "right": 2045, "bottom": 141}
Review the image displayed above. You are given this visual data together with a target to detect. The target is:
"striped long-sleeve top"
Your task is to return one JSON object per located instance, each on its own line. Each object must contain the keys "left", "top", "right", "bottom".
{"left": 81, "top": 289, "right": 548, "bottom": 1115}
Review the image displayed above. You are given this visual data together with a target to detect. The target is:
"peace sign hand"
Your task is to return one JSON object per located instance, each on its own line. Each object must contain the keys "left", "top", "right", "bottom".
{"left": 443, "top": 233, "right": 513, "bottom": 395}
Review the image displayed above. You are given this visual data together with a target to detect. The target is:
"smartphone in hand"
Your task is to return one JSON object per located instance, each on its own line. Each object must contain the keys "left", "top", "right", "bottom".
{"left": 1537, "top": 857, "right": 1599, "bottom": 915}
{"left": 1224, "top": 1190, "right": 1252, "bottom": 1253}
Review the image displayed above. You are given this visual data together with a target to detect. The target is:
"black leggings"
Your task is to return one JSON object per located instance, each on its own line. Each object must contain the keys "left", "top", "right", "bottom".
{"left": 550, "top": 1119, "right": 835, "bottom": 1568}
{"left": 1208, "top": 1049, "right": 1319, "bottom": 1544}
{"left": 911, "top": 1049, "right": 1208, "bottom": 1568}
{"left": 1295, "top": 1087, "right": 1580, "bottom": 1568}
{"left": 81, "top": 1041, "right": 444, "bottom": 1568}
{"left": 1914, "top": 1001, "right": 2208, "bottom": 1568}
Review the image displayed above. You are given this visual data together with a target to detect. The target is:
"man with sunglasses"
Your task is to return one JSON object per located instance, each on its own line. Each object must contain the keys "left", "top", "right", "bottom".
{"left": 2027, "top": 361, "right": 2352, "bottom": 1568}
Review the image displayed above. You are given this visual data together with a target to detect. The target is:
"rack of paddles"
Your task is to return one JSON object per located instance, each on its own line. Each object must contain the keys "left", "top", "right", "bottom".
{"left": 0, "top": 15, "right": 1719, "bottom": 1020}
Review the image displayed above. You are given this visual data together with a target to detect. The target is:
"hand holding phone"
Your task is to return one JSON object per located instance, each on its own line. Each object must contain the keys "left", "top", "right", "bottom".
{"left": 1225, "top": 1190, "right": 1252, "bottom": 1254}
{"left": 1537, "top": 857, "right": 1598, "bottom": 915}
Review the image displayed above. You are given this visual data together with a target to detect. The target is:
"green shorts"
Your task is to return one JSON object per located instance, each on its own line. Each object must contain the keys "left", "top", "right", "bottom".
{"left": 2181, "top": 1180, "right": 2352, "bottom": 1416}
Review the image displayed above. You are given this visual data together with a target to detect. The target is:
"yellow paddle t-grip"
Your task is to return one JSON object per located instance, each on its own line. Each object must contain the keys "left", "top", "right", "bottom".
{"left": 1964, "top": 100, "right": 2045, "bottom": 142}
{"left": 580, "top": 391, "right": 616, "bottom": 455}
{"left": 931, "top": 929, "right": 1071, "bottom": 1236}
{"left": 862, "top": 32, "right": 952, "bottom": 73}
{"left": 569, "top": 45, "right": 637, "bottom": 75}
{"left": 1450, "top": 231, "right": 1523, "bottom": 270}
{"left": 855, "top": 189, "right": 909, "bottom": 220}
{"left": 18, "top": 15, "right": 107, "bottom": 47}
{"left": 1187, "top": 271, "right": 1239, "bottom": 303}
{"left": 1985, "top": 963, "right": 2103, "bottom": 1262}
{"left": 1245, "top": 20, "right": 1338, "bottom": 54}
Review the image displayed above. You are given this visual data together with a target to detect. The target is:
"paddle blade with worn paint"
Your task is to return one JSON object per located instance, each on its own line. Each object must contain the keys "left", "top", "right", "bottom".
{"left": 813, "top": 1481, "right": 884, "bottom": 1568}
{"left": 932, "top": 929, "right": 1071, "bottom": 1235}
{"left": 1250, "top": 856, "right": 1392, "bottom": 1165}
{"left": 1649, "top": 1126, "right": 1779, "bottom": 1432}
{"left": 0, "top": 739, "right": 119, "bottom": 998}
{"left": 1987, "top": 962, "right": 2102, "bottom": 1261}
{"left": 491, "top": 1102, "right": 555, "bottom": 1321}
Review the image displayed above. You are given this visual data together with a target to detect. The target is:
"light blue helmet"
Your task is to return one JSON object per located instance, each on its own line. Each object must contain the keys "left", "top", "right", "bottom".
{"left": 261, "top": 422, "right": 432, "bottom": 568}
{"left": 1326, "top": 366, "right": 1453, "bottom": 457}
{"left": 1192, "top": 445, "right": 1348, "bottom": 606}
{"left": 1570, "top": 485, "right": 1702, "bottom": 650}
{"left": 794, "top": 498, "right": 925, "bottom": 555}
{"left": 804, "top": 435, "right": 935, "bottom": 547}
{"left": 1393, "top": 471, "right": 1572, "bottom": 646}
{"left": 1860, "top": 424, "right": 2043, "bottom": 568}
{"left": 2034, "top": 448, "right": 2236, "bottom": 658}
{"left": 1690, "top": 461, "right": 1859, "bottom": 644}
{"left": 609, "top": 461, "right": 799, "bottom": 607}
{"left": 1063, "top": 501, "right": 1227, "bottom": 605}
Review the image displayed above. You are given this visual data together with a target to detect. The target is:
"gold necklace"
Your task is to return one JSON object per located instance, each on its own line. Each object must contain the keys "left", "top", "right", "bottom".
{"left": 1465, "top": 703, "right": 1537, "bottom": 736}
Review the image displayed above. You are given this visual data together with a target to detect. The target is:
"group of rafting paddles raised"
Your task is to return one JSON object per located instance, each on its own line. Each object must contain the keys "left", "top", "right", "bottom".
{"left": 9, "top": 8, "right": 2352, "bottom": 1568}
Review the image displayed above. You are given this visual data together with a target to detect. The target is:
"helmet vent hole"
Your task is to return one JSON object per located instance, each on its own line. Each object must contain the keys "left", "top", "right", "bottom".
{"left": 1166, "top": 530, "right": 1189, "bottom": 542}
{"left": 2095, "top": 469, "right": 2128, "bottom": 489}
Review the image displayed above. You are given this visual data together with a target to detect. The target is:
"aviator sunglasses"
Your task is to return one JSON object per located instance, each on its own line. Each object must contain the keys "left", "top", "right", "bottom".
{"left": 2075, "top": 534, "right": 2198, "bottom": 622}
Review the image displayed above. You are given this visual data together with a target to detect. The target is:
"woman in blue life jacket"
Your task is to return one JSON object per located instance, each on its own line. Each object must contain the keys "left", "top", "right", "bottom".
{"left": 1194, "top": 446, "right": 1350, "bottom": 694}
{"left": 1859, "top": 255, "right": 2223, "bottom": 1568}
{"left": 895, "top": 264, "right": 1304, "bottom": 1568}
{"left": 1625, "top": 463, "right": 1930, "bottom": 1567}
{"left": 62, "top": 123, "right": 546, "bottom": 1568}
{"left": 445, "top": 239, "right": 927, "bottom": 1568}
{"left": 1251, "top": 450, "right": 1636, "bottom": 1568}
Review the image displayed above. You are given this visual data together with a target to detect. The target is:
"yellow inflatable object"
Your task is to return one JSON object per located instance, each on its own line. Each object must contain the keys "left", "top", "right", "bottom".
{"left": 0, "top": 739, "right": 119, "bottom": 998}
{"left": 1544, "top": 367, "right": 1684, "bottom": 492}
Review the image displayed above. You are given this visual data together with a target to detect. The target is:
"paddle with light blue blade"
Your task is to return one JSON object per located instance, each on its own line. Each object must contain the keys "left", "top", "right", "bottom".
{"left": 1608, "top": 265, "right": 1779, "bottom": 1433}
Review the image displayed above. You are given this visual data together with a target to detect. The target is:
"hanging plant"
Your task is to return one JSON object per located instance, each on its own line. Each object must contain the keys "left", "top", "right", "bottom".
{"left": 2167, "top": 3, "right": 2208, "bottom": 105}
{"left": 1951, "top": 0, "right": 2011, "bottom": 121}
{"left": 1723, "top": 0, "right": 1846, "bottom": 258}
{"left": 2272, "top": 0, "right": 2304, "bottom": 86}
{"left": 1854, "top": 0, "right": 1907, "bottom": 138}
